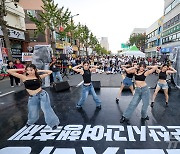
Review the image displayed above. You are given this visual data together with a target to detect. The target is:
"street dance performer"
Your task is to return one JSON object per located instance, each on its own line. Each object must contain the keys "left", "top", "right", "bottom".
{"left": 151, "top": 64, "right": 177, "bottom": 107}
{"left": 72, "top": 61, "right": 102, "bottom": 109}
{"left": 116, "top": 61, "right": 135, "bottom": 103}
{"left": 120, "top": 62, "right": 158, "bottom": 124}
{"left": 7, "top": 64, "right": 60, "bottom": 130}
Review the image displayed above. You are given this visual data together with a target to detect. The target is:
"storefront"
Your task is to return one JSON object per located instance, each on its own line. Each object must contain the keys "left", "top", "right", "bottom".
{"left": 0, "top": 26, "right": 25, "bottom": 61}
{"left": 160, "top": 45, "right": 180, "bottom": 55}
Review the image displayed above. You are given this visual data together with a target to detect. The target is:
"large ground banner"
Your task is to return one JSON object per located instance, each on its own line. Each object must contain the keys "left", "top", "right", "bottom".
{"left": 0, "top": 124, "right": 180, "bottom": 154}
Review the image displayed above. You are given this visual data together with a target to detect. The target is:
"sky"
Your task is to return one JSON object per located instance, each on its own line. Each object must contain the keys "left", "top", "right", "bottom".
{"left": 54, "top": 0, "right": 164, "bottom": 53}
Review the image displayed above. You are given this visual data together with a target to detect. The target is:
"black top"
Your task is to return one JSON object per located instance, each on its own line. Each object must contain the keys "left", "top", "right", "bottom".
{"left": 51, "top": 64, "right": 60, "bottom": 72}
{"left": 82, "top": 69, "right": 91, "bottom": 84}
{"left": 159, "top": 71, "right": 167, "bottom": 80}
{"left": 24, "top": 79, "right": 41, "bottom": 90}
{"left": 135, "top": 71, "right": 146, "bottom": 81}
{"left": 126, "top": 71, "right": 134, "bottom": 78}
{"left": 7, "top": 65, "right": 17, "bottom": 69}
{"left": 50, "top": 61, "right": 60, "bottom": 72}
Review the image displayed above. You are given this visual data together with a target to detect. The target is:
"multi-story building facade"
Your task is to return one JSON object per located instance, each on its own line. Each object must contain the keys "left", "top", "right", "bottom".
{"left": 145, "top": 16, "right": 164, "bottom": 58}
{"left": 161, "top": 0, "right": 180, "bottom": 54}
{"left": 100, "top": 37, "right": 109, "bottom": 51}
{"left": 19, "top": 0, "right": 49, "bottom": 51}
{"left": 130, "top": 28, "right": 146, "bottom": 37}
{"left": 0, "top": 0, "right": 26, "bottom": 60}
{"left": 19, "top": 0, "right": 79, "bottom": 55}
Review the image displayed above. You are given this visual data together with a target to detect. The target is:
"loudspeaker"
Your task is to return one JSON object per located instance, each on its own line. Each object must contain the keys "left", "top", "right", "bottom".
{"left": 92, "top": 81, "right": 101, "bottom": 90}
{"left": 53, "top": 81, "right": 70, "bottom": 92}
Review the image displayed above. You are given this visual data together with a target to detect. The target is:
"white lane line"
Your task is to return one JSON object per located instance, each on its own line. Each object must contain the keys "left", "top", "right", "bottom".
{"left": 0, "top": 91, "right": 15, "bottom": 97}
{"left": 76, "top": 81, "right": 84, "bottom": 87}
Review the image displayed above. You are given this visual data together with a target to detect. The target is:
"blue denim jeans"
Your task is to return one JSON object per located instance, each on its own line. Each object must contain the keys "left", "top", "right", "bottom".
{"left": 52, "top": 71, "right": 63, "bottom": 82}
{"left": 123, "top": 85, "right": 150, "bottom": 119}
{"left": 27, "top": 90, "right": 60, "bottom": 128}
{"left": 77, "top": 84, "right": 101, "bottom": 107}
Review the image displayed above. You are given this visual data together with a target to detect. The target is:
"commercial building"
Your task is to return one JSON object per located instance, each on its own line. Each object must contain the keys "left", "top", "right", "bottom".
{"left": 19, "top": 0, "right": 79, "bottom": 55}
{"left": 145, "top": 16, "right": 164, "bottom": 58}
{"left": 100, "top": 37, "right": 109, "bottom": 51}
{"left": 19, "top": 0, "right": 50, "bottom": 51}
{"left": 0, "top": 0, "right": 26, "bottom": 60}
{"left": 130, "top": 28, "right": 146, "bottom": 37}
{"left": 161, "top": 0, "right": 180, "bottom": 54}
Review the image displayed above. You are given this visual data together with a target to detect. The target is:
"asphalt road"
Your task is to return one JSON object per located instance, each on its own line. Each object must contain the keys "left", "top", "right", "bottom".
{"left": 0, "top": 73, "right": 180, "bottom": 154}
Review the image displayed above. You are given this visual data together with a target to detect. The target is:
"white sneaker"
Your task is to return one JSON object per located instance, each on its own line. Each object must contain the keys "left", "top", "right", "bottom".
{"left": 11, "top": 86, "right": 14, "bottom": 87}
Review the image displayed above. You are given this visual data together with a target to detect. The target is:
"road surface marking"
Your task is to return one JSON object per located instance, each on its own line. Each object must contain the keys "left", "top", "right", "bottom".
{"left": 76, "top": 81, "right": 83, "bottom": 87}
{"left": 0, "top": 91, "right": 15, "bottom": 97}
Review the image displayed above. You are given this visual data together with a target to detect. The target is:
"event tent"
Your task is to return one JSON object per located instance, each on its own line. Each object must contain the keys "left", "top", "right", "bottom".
{"left": 120, "top": 44, "right": 145, "bottom": 58}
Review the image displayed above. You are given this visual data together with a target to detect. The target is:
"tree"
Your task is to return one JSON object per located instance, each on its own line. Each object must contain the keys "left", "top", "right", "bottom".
{"left": 64, "top": 19, "right": 77, "bottom": 45}
{"left": 28, "top": 0, "right": 71, "bottom": 52}
{"left": 94, "top": 43, "right": 109, "bottom": 55}
{"left": 89, "top": 32, "right": 98, "bottom": 54}
{"left": 73, "top": 22, "right": 83, "bottom": 55}
{"left": 0, "top": 0, "right": 13, "bottom": 60}
{"left": 129, "top": 34, "right": 146, "bottom": 52}
{"left": 82, "top": 25, "right": 90, "bottom": 56}
{"left": 73, "top": 23, "right": 100, "bottom": 56}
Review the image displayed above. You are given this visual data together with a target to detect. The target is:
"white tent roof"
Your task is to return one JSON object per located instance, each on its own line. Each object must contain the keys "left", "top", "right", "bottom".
{"left": 119, "top": 44, "right": 145, "bottom": 58}
{"left": 119, "top": 50, "right": 145, "bottom": 58}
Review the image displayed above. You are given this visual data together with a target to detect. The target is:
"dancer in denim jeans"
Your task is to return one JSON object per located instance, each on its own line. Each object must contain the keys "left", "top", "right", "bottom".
{"left": 116, "top": 61, "right": 135, "bottom": 103}
{"left": 151, "top": 64, "right": 177, "bottom": 107}
{"left": 72, "top": 61, "right": 102, "bottom": 109}
{"left": 120, "top": 62, "right": 158, "bottom": 124}
{"left": 7, "top": 64, "right": 60, "bottom": 130}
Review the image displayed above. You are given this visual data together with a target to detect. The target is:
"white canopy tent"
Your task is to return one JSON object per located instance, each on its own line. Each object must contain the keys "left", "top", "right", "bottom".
{"left": 119, "top": 44, "right": 145, "bottom": 58}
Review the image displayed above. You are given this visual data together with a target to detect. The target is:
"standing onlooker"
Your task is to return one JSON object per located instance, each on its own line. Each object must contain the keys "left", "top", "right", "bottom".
{"left": 7, "top": 61, "right": 19, "bottom": 87}
{"left": 49, "top": 57, "right": 63, "bottom": 83}
{"left": 14, "top": 59, "right": 24, "bottom": 86}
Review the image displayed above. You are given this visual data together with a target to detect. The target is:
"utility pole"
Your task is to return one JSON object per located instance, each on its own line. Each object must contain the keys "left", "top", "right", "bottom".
{"left": 0, "top": 0, "right": 19, "bottom": 61}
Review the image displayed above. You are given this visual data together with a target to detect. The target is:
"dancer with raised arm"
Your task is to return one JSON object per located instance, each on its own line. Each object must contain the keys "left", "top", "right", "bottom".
{"left": 151, "top": 64, "right": 177, "bottom": 107}
{"left": 116, "top": 61, "right": 135, "bottom": 103}
{"left": 7, "top": 64, "right": 60, "bottom": 130}
{"left": 72, "top": 61, "right": 102, "bottom": 109}
{"left": 120, "top": 62, "right": 158, "bottom": 124}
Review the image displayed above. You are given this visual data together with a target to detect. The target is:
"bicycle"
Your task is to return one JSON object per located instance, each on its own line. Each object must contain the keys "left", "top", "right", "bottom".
{"left": 0, "top": 64, "right": 9, "bottom": 80}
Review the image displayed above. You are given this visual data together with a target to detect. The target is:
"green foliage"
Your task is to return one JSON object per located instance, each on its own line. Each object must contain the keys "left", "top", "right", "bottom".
{"left": 129, "top": 34, "right": 146, "bottom": 50}
{"left": 28, "top": 0, "right": 71, "bottom": 36}
{"left": 94, "top": 43, "right": 109, "bottom": 55}
{"left": 89, "top": 32, "right": 98, "bottom": 50}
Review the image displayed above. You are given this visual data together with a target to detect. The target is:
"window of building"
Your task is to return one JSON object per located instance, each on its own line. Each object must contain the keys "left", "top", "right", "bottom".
{"left": 177, "top": 32, "right": 180, "bottom": 38}
{"left": 172, "top": 0, "right": 179, "bottom": 9}
{"left": 169, "top": 35, "right": 173, "bottom": 42}
{"left": 158, "top": 27, "right": 162, "bottom": 34}
{"left": 27, "top": 10, "right": 37, "bottom": 18}
{"left": 164, "top": 5, "right": 171, "bottom": 15}
{"left": 27, "top": 29, "right": 46, "bottom": 42}
{"left": 167, "top": 21, "right": 171, "bottom": 28}
{"left": 163, "top": 23, "right": 167, "bottom": 30}
{"left": 174, "top": 14, "right": 179, "bottom": 23}
{"left": 172, "top": 34, "right": 177, "bottom": 40}
{"left": 170, "top": 18, "right": 175, "bottom": 26}
{"left": 157, "top": 39, "right": 160, "bottom": 46}
{"left": 162, "top": 38, "right": 165, "bottom": 44}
